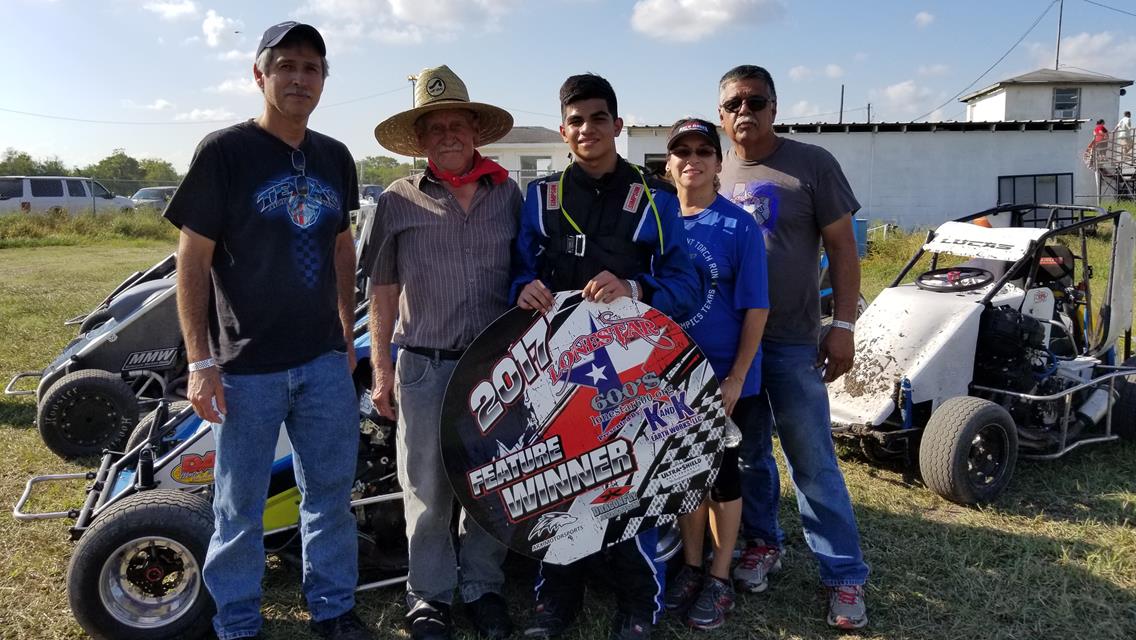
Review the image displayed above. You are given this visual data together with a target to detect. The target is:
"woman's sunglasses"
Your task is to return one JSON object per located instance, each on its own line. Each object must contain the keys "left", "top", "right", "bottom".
{"left": 669, "top": 147, "right": 718, "bottom": 159}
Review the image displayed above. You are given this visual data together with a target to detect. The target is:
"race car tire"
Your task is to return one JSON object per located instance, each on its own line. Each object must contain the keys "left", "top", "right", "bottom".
{"left": 124, "top": 401, "right": 192, "bottom": 453}
{"left": 68, "top": 490, "right": 215, "bottom": 640}
{"left": 919, "top": 396, "right": 1018, "bottom": 506}
{"left": 78, "top": 308, "right": 114, "bottom": 334}
{"left": 1114, "top": 357, "right": 1136, "bottom": 441}
{"left": 38, "top": 369, "right": 139, "bottom": 459}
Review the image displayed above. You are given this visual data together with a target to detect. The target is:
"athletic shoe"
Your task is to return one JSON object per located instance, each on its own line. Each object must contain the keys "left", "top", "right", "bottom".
{"left": 731, "top": 540, "right": 781, "bottom": 593}
{"left": 826, "top": 585, "right": 868, "bottom": 630}
{"left": 311, "top": 609, "right": 375, "bottom": 640}
{"left": 523, "top": 597, "right": 579, "bottom": 638}
{"left": 685, "top": 577, "right": 735, "bottom": 631}
{"left": 466, "top": 592, "right": 513, "bottom": 640}
{"left": 609, "top": 611, "right": 652, "bottom": 640}
{"left": 664, "top": 565, "right": 703, "bottom": 612}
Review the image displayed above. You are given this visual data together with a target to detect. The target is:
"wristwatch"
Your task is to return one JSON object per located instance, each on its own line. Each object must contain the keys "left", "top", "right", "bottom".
{"left": 830, "top": 320, "right": 855, "bottom": 333}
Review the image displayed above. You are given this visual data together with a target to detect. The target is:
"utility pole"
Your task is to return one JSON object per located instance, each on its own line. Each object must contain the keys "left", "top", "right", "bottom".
{"left": 1055, "top": 0, "right": 1064, "bottom": 69}
{"left": 407, "top": 74, "right": 418, "bottom": 168}
{"left": 867, "top": 103, "right": 872, "bottom": 123}
{"left": 839, "top": 84, "right": 845, "bottom": 124}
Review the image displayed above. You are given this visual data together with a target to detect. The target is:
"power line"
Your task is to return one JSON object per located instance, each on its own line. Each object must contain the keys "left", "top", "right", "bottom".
{"left": 781, "top": 106, "right": 867, "bottom": 122}
{"left": 1082, "top": 0, "right": 1136, "bottom": 18}
{"left": 914, "top": 0, "right": 1059, "bottom": 122}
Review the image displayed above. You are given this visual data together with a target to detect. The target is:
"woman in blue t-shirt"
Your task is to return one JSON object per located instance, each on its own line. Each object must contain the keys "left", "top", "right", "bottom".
{"left": 661, "top": 118, "right": 770, "bottom": 631}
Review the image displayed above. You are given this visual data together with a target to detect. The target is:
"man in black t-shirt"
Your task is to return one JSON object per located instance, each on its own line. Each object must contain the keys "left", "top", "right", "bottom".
{"left": 164, "top": 21, "right": 372, "bottom": 640}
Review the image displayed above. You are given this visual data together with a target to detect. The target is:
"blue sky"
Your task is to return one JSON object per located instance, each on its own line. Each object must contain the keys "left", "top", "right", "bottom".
{"left": 4, "top": 0, "right": 1136, "bottom": 173}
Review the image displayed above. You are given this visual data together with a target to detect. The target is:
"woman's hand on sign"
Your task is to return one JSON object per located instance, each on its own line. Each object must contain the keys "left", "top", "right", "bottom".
{"left": 583, "top": 271, "right": 631, "bottom": 304}
{"left": 518, "top": 279, "right": 555, "bottom": 314}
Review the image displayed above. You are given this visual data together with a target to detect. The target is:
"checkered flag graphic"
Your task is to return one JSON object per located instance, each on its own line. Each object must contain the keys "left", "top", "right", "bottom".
{"left": 294, "top": 231, "right": 320, "bottom": 288}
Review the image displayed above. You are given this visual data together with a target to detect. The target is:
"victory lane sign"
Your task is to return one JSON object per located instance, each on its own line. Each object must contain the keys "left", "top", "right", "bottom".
{"left": 440, "top": 292, "right": 726, "bottom": 565}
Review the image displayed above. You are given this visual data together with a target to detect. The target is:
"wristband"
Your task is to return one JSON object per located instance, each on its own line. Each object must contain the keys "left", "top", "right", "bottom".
{"left": 830, "top": 320, "right": 855, "bottom": 333}
{"left": 188, "top": 358, "right": 216, "bottom": 372}
{"left": 627, "top": 279, "right": 640, "bottom": 301}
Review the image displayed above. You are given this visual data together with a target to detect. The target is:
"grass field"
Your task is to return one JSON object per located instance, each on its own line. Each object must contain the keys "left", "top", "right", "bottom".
{"left": 0, "top": 223, "right": 1134, "bottom": 639}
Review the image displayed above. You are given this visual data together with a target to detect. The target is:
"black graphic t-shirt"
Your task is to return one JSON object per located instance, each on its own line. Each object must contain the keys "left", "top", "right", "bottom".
{"left": 165, "top": 120, "right": 359, "bottom": 373}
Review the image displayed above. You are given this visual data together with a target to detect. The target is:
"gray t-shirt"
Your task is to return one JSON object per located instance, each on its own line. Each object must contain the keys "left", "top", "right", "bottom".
{"left": 719, "top": 137, "right": 859, "bottom": 344}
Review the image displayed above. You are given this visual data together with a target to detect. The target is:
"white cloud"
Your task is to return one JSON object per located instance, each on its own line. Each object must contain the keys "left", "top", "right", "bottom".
{"left": 143, "top": 0, "right": 198, "bottom": 20}
{"left": 788, "top": 65, "right": 812, "bottom": 81}
{"left": 175, "top": 108, "right": 236, "bottom": 121}
{"left": 854, "top": 51, "right": 869, "bottom": 62}
{"left": 918, "top": 63, "right": 950, "bottom": 77}
{"left": 630, "top": 0, "right": 786, "bottom": 43}
{"left": 785, "top": 100, "right": 818, "bottom": 119}
{"left": 216, "top": 48, "right": 253, "bottom": 62}
{"left": 914, "top": 11, "right": 934, "bottom": 28}
{"left": 869, "top": 79, "right": 937, "bottom": 120}
{"left": 122, "top": 98, "right": 175, "bottom": 111}
{"left": 202, "top": 9, "right": 242, "bottom": 48}
{"left": 295, "top": 0, "right": 518, "bottom": 46}
{"left": 825, "top": 64, "right": 844, "bottom": 79}
{"left": 1029, "top": 31, "right": 1136, "bottom": 79}
{"left": 622, "top": 113, "right": 646, "bottom": 126}
{"left": 208, "top": 76, "right": 259, "bottom": 95}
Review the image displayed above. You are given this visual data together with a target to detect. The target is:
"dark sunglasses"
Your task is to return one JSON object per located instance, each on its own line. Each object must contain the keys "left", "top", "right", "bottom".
{"left": 720, "top": 96, "right": 772, "bottom": 114}
{"left": 670, "top": 147, "right": 718, "bottom": 159}
{"left": 291, "top": 149, "right": 309, "bottom": 196}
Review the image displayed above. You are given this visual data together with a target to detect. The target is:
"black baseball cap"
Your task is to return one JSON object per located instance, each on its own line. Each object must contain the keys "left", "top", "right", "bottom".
{"left": 667, "top": 118, "right": 723, "bottom": 157}
{"left": 256, "top": 21, "right": 326, "bottom": 59}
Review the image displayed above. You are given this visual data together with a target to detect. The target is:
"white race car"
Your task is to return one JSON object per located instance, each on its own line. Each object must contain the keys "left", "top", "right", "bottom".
{"left": 830, "top": 204, "right": 1136, "bottom": 505}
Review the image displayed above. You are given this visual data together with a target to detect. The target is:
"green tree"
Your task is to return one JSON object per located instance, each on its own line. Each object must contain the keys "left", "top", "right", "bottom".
{"left": 82, "top": 149, "right": 144, "bottom": 195}
{"left": 0, "top": 148, "right": 37, "bottom": 176}
{"left": 357, "top": 155, "right": 420, "bottom": 187}
{"left": 139, "top": 158, "right": 180, "bottom": 185}
{"left": 37, "top": 156, "right": 71, "bottom": 176}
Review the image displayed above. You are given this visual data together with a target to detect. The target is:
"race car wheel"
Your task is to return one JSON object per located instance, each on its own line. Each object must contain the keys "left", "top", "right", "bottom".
{"left": 1114, "top": 357, "right": 1136, "bottom": 441}
{"left": 68, "top": 490, "right": 215, "bottom": 640}
{"left": 125, "top": 401, "right": 192, "bottom": 453}
{"left": 919, "top": 396, "right": 1018, "bottom": 506}
{"left": 38, "top": 370, "right": 139, "bottom": 458}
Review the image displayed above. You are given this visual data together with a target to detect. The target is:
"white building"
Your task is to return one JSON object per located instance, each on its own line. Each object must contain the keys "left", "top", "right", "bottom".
{"left": 626, "top": 69, "right": 1132, "bottom": 228}
{"left": 481, "top": 126, "right": 570, "bottom": 190}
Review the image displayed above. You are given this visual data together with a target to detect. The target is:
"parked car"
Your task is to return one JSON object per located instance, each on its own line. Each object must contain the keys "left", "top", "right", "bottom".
{"left": 0, "top": 176, "right": 135, "bottom": 215}
{"left": 130, "top": 186, "right": 177, "bottom": 212}
{"left": 360, "top": 184, "right": 384, "bottom": 203}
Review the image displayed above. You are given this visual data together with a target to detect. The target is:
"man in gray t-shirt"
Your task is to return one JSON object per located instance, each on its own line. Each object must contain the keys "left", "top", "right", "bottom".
{"left": 716, "top": 64, "right": 870, "bottom": 631}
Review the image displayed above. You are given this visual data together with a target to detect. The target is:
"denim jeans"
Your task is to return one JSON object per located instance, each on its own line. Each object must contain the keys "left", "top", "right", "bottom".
{"left": 204, "top": 350, "right": 360, "bottom": 640}
{"left": 737, "top": 340, "right": 870, "bottom": 586}
{"left": 395, "top": 349, "right": 507, "bottom": 607}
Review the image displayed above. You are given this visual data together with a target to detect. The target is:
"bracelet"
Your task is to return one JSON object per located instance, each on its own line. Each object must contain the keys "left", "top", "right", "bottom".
{"left": 627, "top": 279, "right": 640, "bottom": 301}
{"left": 188, "top": 358, "right": 216, "bottom": 372}
{"left": 830, "top": 320, "right": 855, "bottom": 332}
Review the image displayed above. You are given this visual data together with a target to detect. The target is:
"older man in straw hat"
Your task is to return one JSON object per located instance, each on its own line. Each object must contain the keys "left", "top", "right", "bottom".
{"left": 368, "top": 65, "right": 521, "bottom": 640}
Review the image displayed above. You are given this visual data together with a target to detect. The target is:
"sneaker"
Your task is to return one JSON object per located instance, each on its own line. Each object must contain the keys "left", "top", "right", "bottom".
{"left": 407, "top": 601, "right": 452, "bottom": 640}
{"left": 826, "top": 585, "right": 868, "bottom": 630}
{"left": 609, "top": 611, "right": 652, "bottom": 640}
{"left": 664, "top": 565, "right": 703, "bottom": 612}
{"left": 523, "top": 597, "right": 579, "bottom": 638}
{"left": 467, "top": 592, "right": 514, "bottom": 639}
{"left": 311, "top": 609, "right": 375, "bottom": 640}
{"left": 686, "top": 577, "right": 735, "bottom": 631}
{"left": 731, "top": 540, "right": 781, "bottom": 593}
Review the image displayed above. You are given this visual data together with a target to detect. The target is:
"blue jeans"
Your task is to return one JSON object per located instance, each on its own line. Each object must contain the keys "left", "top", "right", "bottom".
{"left": 395, "top": 350, "right": 506, "bottom": 607}
{"left": 203, "top": 350, "right": 360, "bottom": 640}
{"left": 737, "top": 341, "right": 869, "bottom": 586}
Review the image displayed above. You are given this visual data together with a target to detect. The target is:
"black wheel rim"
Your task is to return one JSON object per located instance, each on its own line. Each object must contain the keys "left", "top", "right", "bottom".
{"left": 967, "top": 423, "right": 1010, "bottom": 489}
{"left": 59, "top": 391, "right": 120, "bottom": 445}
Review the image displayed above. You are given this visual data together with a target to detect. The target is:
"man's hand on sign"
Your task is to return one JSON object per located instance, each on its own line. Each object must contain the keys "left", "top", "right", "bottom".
{"left": 583, "top": 271, "right": 631, "bottom": 304}
{"left": 518, "top": 279, "right": 555, "bottom": 314}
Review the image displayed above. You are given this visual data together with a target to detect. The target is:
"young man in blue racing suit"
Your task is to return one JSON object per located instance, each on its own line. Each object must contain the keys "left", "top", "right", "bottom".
{"left": 511, "top": 73, "right": 699, "bottom": 640}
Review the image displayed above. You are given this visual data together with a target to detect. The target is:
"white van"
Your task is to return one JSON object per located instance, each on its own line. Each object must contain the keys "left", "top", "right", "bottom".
{"left": 0, "top": 176, "right": 136, "bottom": 215}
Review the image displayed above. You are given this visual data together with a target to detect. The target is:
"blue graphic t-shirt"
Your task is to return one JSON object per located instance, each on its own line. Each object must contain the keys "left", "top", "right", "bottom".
{"left": 165, "top": 121, "right": 358, "bottom": 373}
{"left": 680, "top": 195, "right": 769, "bottom": 397}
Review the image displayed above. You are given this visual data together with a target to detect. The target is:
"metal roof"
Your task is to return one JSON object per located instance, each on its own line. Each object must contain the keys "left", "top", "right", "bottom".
{"left": 959, "top": 68, "right": 1132, "bottom": 103}
{"left": 626, "top": 120, "right": 1085, "bottom": 134}
{"left": 489, "top": 126, "right": 563, "bottom": 144}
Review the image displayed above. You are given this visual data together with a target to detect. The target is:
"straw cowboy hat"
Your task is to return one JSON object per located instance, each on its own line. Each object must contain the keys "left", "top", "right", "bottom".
{"left": 374, "top": 65, "right": 514, "bottom": 157}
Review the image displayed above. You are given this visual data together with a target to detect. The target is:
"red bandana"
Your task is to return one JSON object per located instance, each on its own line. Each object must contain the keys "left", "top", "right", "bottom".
{"left": 428, "top": 152, "right": 509, "bottom": 188}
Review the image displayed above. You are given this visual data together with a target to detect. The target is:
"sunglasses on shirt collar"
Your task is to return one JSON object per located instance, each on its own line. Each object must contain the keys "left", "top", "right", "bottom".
{"left": 720, "top": 95, "right": 773, "bottom": 114}
{"left": 291, "top": 148, "right": 309, "bottom": 197}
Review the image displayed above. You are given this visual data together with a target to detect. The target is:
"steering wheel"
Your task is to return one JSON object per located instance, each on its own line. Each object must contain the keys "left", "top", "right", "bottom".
{"left": 915, "top": 267, "right": 995, "bottom": 292}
